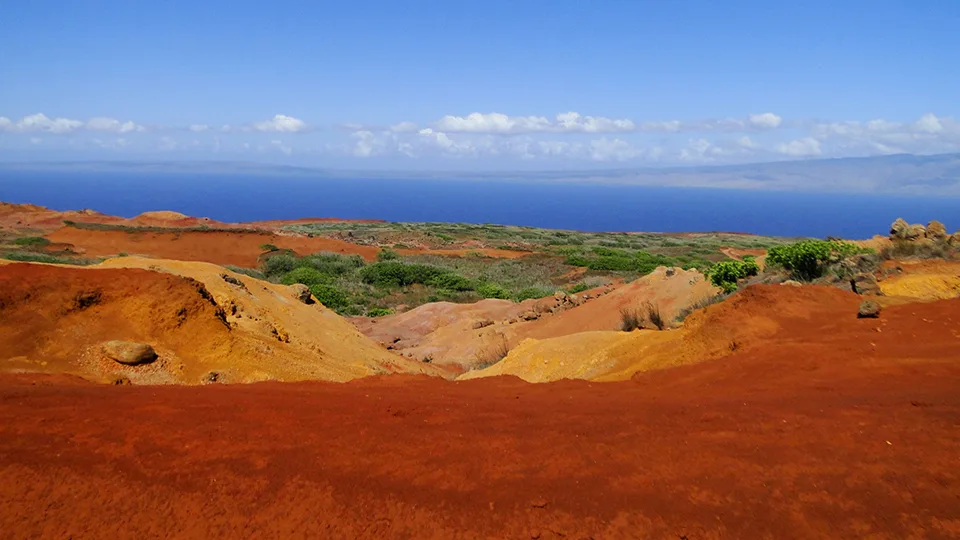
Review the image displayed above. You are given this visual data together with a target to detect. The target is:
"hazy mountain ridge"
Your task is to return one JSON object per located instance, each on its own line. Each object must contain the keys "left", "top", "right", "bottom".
{"left": 2, "top": 153, "right": 959, "bottom": 195}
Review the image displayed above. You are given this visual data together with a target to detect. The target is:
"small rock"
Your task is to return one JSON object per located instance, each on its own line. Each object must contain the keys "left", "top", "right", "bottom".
{"left": 665, "top": 268, "right": 676, "bottom": 277}
{"left": 531, "top": 497, "right": 548, "bottom": 508}
{"left": 220, "top": 273, "right": 245, "bottom": 288}
{"left": 102, "top": 341, "right": 158, "bottom": 365}
{"left": 472, "top": 319, "right": 494, "bottom": 330}
{"left": 289, "top": 283, "right": 314, "bottom": 304}
{"left": 781, "top": 280, "right": 802, "bottom": 287}
{"left": 857, "top": 300, "right": 881, "bottom": 319}
{"left": 553, "top": 290, "right": 568, "bottom": 303}
{"left": 520, "top": 310, "right": 540, "bottom": 321}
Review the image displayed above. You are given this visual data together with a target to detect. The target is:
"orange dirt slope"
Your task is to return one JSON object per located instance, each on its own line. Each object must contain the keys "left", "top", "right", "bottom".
{"left": 0, "top": 258, "right": 442, "bottom": 384}
{"left": 1, "top": 308, "right": 959, "bottom": 537}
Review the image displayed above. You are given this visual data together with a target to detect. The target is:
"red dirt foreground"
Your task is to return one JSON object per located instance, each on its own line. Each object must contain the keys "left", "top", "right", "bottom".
{"left": 3, "top": 286, "right": 960, "bottom": 540}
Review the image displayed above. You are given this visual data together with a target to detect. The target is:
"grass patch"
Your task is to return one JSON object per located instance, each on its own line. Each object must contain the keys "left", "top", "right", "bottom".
{"left": 3, "top": 251, "right": 101, "bottom": 265}
{"left": 13, "top": 236, "right": 50, "bottom": 247}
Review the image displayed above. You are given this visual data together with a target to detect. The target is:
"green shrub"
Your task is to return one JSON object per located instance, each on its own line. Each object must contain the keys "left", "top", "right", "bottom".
{"left": 281, "top": 267, "right": 331, "bottom": 287}
{"left": 2, "top": 252, "right": 99, "bottom": 265}
{"left": 14, "top": 236, "right": 50, "bottom": 247}
{"left": 377, "top": 248, "right": 399, "bottom": 261}
{"left": 259, "top": 243, "right": 278, "bottom": 252}
{"left": 308, "top": 283, "right": 349, "bottom": 310}
{"left": 425, "top": 272, "right": 475, "bottom": 291}
{"left": 475, "top": 282, "right": 509, "bottom": 299}
{"left": 767, "top": 240, "right": 864, "bottom": 281}
{"left": 514, "top": 287, "right": 553, "bottom": 302}
{"left": 366, "top": 307, "right": 394, "bottom": 317}
{"left": 567, "top": 282, "right": 590, "bottom": 294}
{"left": 224, "top": 265, "right": 266, "bottom": 280}
{"left": 297, "top": 252, "right": 364, "bottom": 276}
{"left": 359, "top": 261, "right": 447, "bottom": 288}
{"left": 262, "top": 254, "right": 297, "bottom": 277}
{"left": 706, "top": 259, "right": 759, "bottom": 293}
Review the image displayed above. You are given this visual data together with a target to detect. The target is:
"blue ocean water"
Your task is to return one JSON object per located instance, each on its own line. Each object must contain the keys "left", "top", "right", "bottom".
{"left": 1, "top": 171, "right": 958, "bottom": 239}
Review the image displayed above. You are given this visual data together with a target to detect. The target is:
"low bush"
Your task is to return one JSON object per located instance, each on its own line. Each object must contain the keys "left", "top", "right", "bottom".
{"left": 377, "top": 248, "right": 399, "bottom": 261}
{"left": 280, "top": 267, "right": 331, "bottom": 287}
{"left": 644, "top": 301, "right": 664, "bottom": 330}
{"left": 308, "top": 283, "right": 350, "bottom": 311}
{"left": 475, "top": 282, "right": 510, "bottom": 299}
{"left": 706, "top": 259, "right": 760, "bottom": 293}
{"left": 514, "top": 287, "right": 553, "bottom": 302}
{"left": 2, "top": 252, "right": 99, "bottom": 265}
{"left": 359, "top": 261, "right": 448, "bottom": 288}
{"left": 767, "top": 240, "right": 865, "bottom": 281}
{"left": 366, "top": 307, "right": 394, "bottom": 317}
{"left": 13, "top": 236, "right": 50, "bottom": 247}
{"left": 224, "top": 265, "right": 266, "bottom": 280}
{"left": 262, "top": 254, "right": 298, "bottom": 277}
{"left": 620, "top": 306, "right": 642, "bottom": 331}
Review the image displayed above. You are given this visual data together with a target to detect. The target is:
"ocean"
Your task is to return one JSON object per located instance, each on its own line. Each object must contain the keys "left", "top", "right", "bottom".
{"left": 1, "top": 171, "right": 958, "bottom": 239}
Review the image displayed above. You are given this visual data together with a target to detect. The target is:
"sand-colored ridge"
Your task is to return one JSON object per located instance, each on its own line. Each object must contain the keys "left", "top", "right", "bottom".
{"left": 0, "top": 257, "right": 442, "bottom": 384}
{"left": 462, "top": 284, "right": 868, "bottom": 382}
{"left": 355, "top": 266, "right": 719, "bottom": 370}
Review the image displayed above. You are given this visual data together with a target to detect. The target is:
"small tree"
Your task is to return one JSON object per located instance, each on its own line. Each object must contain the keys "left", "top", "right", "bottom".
{"left": 706, "top": 259, "right": 759, "bottom": 293}
{"left": 767, "top": 240, "right": 864, "bottom": 281}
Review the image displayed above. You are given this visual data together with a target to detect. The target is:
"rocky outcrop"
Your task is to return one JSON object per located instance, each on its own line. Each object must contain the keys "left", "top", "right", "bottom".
{"left": 103, "top": 341, "right": 158, "bottom": 365}
{"left": 927, "top": 220, "right": 948, "bottom": 240}
{"left": 289, "top": 283, "right": 314, "bottom": 304}
{"left": 851, "top": 273, "right": 882, "bottom": 296}
{"left": 890, "top": 218, "right": 927, "bottom": 241}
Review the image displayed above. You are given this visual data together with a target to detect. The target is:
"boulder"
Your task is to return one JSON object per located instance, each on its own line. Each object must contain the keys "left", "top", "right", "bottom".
{"left": 289, "top": 283, "right": 314, "bottom": 304}
{"left": 905, "top": 224, "right": 927, "bottom": 240}
{"left": 780, "top": 280, "right": 803, "bottom": 287}
{"left": 927, "top": 220, "right": 948, "bottom": 240}
{"left": 950, "top": 232, "right": 960, "bottom": 247}
{"left": 857, "top": 300, "right": 881, "bottom": 319}
{"left": 472, "top": 319, "right": 494, "bottom": 330}
{"left": 851, "top": 273, "right": 882, "bottom": 296}
{"left": 890, "top": 218, "right": 910, "bottom": 240}
{"left": 102, "top": 341, "right": 158, "bottom": 365}
{"left": 520, "top": 310, "right": 540, "bottom": 321}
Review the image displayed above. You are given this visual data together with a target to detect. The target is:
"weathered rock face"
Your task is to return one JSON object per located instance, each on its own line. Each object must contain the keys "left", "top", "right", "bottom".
{"left": 851, "top": 273, "right": 882, "bottom": 296}
{"left": 890, "top": 218, "right": 910, "bottom": 240}
{"left": 950, "top": 232, "right": 960, "bottom": 247}
{"left": 102, "top": 341, "right": 158, "bottom": 365}
{"left": 289, "top": 283, "right": 314, "bottom": 304}
{"left": 857, "top": 300, "right": 881, "bottom": 319}
{"left": 905, "top": 224, "right": 927, "bottom": 240}
{"left": 927, "top": 220, "right": 948, "bottom": 240}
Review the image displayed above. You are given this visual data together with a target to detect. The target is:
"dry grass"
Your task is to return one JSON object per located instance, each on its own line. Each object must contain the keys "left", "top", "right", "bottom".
{"left": 474, "top": 332, "right": 510, "bottom": 369}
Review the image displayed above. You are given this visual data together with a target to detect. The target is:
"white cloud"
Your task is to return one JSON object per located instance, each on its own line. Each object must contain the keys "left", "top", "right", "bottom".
{"left": 640, "top": 120, "right": 682, "bottom": 132}
{"left": 189, "top": 124, "right": 210, "bottom": 132}
{"left": 589, "top": 138, "right": 642, "bottom": 161}
{"left": 29, "top": 137, "right": 42, "bottom": 145}
{"left": 86, "top": 117, "right": 144, "bottom": 133}
{"left": 915, "top": 113, "right": 943, "bottom": 134}
{"left": 4, "top": 113, "right": 84, "bottom": 134}
{"left": 252, "top": 114, "right": 308, "bottom": 133}
{"left": 0, "top": 117, "right": 11, "bottom": 130}
{"left": 749, "top": 113, "right": 782, "bottom": 129}
{"left": 431, "top": 111, "right": 636, "bottom": 134}
{"left": 776, "top": 137, "right": 822, "bottom": 157}
{"left": 737, "top": 136, "right": 757, "bottom": 149}
{"left": 389, "top": 121, "right": 419, "bottom": 133}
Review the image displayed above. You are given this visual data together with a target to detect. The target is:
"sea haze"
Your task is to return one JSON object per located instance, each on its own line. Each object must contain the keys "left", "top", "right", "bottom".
{"left": 1, "top": 170, "right": 958, "bottom": 239}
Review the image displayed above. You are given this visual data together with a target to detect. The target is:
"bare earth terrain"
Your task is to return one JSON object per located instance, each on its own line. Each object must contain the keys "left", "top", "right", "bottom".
{"left": 1, "top": 203, "right": 959, "bottom": 538}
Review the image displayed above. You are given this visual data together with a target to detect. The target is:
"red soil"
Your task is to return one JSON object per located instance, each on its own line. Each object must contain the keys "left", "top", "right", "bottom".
{"left": 2, "top": 288, "right": 959, "bottom": 538}
{"left": 44, "top": 227, "right": 530, "bottom": 266}
{"left": 46, "top": 227, "right": 383, "bottom": 266}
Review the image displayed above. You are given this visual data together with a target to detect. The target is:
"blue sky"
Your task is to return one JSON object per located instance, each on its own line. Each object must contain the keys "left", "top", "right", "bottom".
{"left": 1, "top": 0, "right": 958, "bottom": 169}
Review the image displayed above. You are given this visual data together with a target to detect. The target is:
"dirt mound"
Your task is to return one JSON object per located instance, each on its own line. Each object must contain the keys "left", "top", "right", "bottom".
{"left": 354, "top": 267, "right": 718, "bottom": 370}
{"left": 2, "top": 324, "right": 959, "bottom": 538}
{"left": 879, "top": 260, "right": 960, "bottom": 302}
{"left": 462, "top": 284, "right": 866, "bottom": 382}
{"left": 0, "top": 258, "right": 441, "bottom": 384}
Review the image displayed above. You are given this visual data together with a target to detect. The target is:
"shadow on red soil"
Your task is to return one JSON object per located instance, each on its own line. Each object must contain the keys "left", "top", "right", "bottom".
{"left": 2, "top": 346, "right": 959, "bottom": 538}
